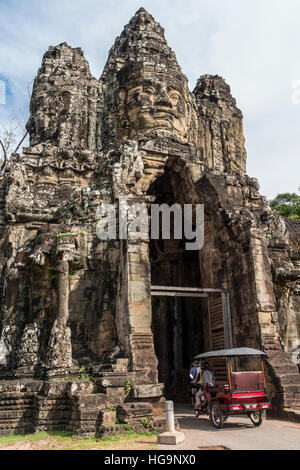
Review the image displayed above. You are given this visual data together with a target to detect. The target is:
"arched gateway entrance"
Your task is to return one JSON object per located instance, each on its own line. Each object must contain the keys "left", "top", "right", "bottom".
{"left": 119, "top": 153, "right": 266, "bottom": 400}
{"left": 150, "top": 286, "right": 232, "bottom": 400}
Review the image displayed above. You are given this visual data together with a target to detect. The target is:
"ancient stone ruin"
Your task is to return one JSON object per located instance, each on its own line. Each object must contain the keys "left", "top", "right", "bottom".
{"left": 0, "top": 8, "right": 299, "bottom": 435}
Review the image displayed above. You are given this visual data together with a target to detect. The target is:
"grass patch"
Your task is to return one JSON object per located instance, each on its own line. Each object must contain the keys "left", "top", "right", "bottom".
{"left": 51, "top": 431, "right": 157, "bottom": 451}
{"left": 0, "top": 430, "right": 157, "bottom": 450}
{"left": 100, "top": 430, "right": 157, "bottom": 442}
{"left": 0, "top": 430, "right": 72, "bottom": 446}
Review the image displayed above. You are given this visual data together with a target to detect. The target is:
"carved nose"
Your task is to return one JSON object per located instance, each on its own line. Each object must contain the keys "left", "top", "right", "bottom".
{"left": 155, "top": 91, "right": 172, "bottom": 108}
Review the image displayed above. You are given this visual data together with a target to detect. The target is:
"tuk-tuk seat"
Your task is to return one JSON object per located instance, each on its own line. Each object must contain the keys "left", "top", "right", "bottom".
{"left": 207, "top": 383, "right": 229, "bottom": 394}
{"left": 230, "top": 371, "right": 263, "bottom": 391}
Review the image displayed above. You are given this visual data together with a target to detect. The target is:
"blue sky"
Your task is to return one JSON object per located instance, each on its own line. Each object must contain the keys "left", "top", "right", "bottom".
{"left": 0, "top": 0, "right": 299, "bottom": 198}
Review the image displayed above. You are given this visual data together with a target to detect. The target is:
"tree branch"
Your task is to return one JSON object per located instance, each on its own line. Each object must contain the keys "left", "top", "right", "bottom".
{"left": 14, "top": 130, "right": 28, "bottom": 154}
{"left": 0, "top": 138, "right": 7, "bottom": 173}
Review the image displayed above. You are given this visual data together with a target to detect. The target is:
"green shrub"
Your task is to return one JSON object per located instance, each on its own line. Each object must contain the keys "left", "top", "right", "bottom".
{"left": 124, "top": 378, "right": 131, "bottom": 394}
{"left": 80, "top": 366, "right": 90, "bottom": 381}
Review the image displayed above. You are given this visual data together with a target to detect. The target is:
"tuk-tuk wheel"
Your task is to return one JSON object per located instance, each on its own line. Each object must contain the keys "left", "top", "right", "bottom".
{"left": 248, "top": 410, "right": 263, "bottom": 426}
{"left": 209, "top": 401, "right": 224, "bottom": 429}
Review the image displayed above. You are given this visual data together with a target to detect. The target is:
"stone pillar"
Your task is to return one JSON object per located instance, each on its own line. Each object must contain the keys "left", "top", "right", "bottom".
{"left": 116, "top": 239, "right": 160, "bottom": 387}
{"left": 158, "top": 401, "right": 184, "bottom": 445}
{"left": 46, "top": 260, "right": 72, "bottom": 377}
{"left": 173, "top": 297, "right": 183, "bottom": 397}
{"left": 57, "top": 260, "right": 69, "bottom": 323}
{"left": 127, "top": 240, "right": 159, "bottom": 385}
{"left": 250, "top": 234, "right": 278, "bottom": 342}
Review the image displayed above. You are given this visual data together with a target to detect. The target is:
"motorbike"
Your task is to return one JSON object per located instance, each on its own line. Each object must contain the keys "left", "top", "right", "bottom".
{"left": 189, "top": 381, "right": 199, "bottom": 406}
{"left": 193, "top": 347, "right": 271, "bottom": 429}
{"left": 194, "top": 385, "right": 210, "bottom": 416}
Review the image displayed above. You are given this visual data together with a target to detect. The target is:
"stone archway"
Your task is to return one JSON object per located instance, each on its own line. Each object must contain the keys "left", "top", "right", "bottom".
{"left": 147, "top": 159, "right": 203, "bottom": 399}
{"left": 113, "top": 147, "right": 299, "bottom": 412}
{"left": 143, "top": 158, "right": 239, "bottom": 399}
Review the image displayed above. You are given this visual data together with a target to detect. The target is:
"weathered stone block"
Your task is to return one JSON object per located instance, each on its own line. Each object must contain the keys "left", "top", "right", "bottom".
{"left": 0, "top": 381, "right": 23, "bottom": 393}
{"left": 42, "top": 381, "right": 69, "bottom": 397}
{"left": 99, "top": 409, "right": 116, "bottom": 426}
{"left": 67, "top": 381, "right": 95, "bottom": 396}
{"left": 98, "top": 375, "right": 127, "bottom": 388}
{"left": 106, "top": 387, "right": 126, "bottom": 405}
{"left": 73, "top": 393, "right": 109, "bottom": 410}
{"left": 133, "top": 383, "right": 164, "bottom": 399}
{"left": 117, "top": 402, "right": 153, "bottom": 424}
{"left": 258, "top": 312, "right": 272, "bottom": 324}
{"left": 97, "top": 425, "right": 128, "bottom": 439}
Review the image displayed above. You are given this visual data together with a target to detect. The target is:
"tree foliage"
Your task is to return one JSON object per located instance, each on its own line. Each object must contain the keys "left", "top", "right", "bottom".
{"left": 270, "top": 190, "right": 300, "bottom": 219}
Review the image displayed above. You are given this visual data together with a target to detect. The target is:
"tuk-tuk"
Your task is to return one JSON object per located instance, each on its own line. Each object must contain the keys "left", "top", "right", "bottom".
{"left": 193, "top": 347, "right": 271, "bottom": 429}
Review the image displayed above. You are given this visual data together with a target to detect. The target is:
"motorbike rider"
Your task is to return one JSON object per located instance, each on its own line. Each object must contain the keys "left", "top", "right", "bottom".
{"left": 189, "top": 361, "right": 200, "bottom": 405}
{"left": 194, "top": 361, "right": 214, "bottom": 410}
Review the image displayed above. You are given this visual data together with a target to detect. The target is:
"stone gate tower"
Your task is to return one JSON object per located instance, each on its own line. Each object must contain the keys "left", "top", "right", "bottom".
{"left": 0, "top": 8, "right": 299, "bottom": 434}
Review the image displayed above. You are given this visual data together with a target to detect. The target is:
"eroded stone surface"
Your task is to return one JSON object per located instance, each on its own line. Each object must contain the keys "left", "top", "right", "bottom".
{"left": 0, "top": 7, "right": 299, "bottom": 436}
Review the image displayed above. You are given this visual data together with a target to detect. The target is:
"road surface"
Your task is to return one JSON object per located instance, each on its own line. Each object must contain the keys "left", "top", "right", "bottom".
{"left": 157, "top": 404, "right": 300, "bottom": 450}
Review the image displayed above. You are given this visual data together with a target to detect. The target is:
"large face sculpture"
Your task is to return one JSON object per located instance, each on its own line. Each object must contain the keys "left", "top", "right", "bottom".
{"left": 27, "top": 87, "right": 71, "bottom": 147}
{"left": 118, "top": 68, "right": 191, "bottom": 143}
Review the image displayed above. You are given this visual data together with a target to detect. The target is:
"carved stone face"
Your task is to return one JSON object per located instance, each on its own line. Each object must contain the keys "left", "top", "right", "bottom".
{"left": 118, "top": 70, "right": 191, "bottom": 143}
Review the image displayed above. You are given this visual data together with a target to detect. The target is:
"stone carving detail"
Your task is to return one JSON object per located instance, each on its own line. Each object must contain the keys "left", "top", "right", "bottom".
{"left": 27, "top": 42, "right": 100, "bottom": 152}
{"left": 17, "top": 322, "right": 40, "bottom": 368}
{"left": 112, "top": 140, "right": 144, "bottom": 196}
{"left": 46, "top": 320, "right": 73, "bottom": 376}
{"left": 0, "top": 7, "right": 299, "bottom": 430}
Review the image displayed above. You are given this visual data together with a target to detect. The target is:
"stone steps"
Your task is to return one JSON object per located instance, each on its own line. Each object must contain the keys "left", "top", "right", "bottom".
{"left": 263, "top": 338, "right": 300, "bottom": 413}
{"left": 282, "top": 384, "right": 300, "bottom": 394}
{"left": 276, "top": 374, "right": 300, "bottom": 385}
{"left": 281, "top": 408, "right": 300, "bottom": 423}
{"left": 267, "top": 352, "right": 298, "bottom": 365}
{"left": 34, "top": 394, "right": 72, "bottom": 431}
{"left": 68, "top": 393, "right": 110, "bottom": 437}
{"left": 0, "top": 391, "right": 36, "bottom": 436}
{"left": 272, "top": 363, "right": 300, "bottom": 376}
{"left": 69, "top": 409, "right": 103, "bottom": 437}
{"left": 0, "top": 423, "right": 35, "bottom": 436}
{"left": 35, "top": 424, "right": 70, "bottom": 432}
{"left": 280, "top": 379, "right": 300, "bottom": 410}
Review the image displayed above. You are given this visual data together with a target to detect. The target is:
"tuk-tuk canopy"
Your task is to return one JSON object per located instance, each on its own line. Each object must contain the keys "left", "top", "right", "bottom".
{"left": 194, "top": 347, "right": 266, "bottom": 360}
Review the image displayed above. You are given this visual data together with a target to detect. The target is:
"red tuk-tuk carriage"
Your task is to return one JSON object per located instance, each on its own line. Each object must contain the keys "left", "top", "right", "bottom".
{"left": 193, "top": 347, "right": 271, "bottom": 429}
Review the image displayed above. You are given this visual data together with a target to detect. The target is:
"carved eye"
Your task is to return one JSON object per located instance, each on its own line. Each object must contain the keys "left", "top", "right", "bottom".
{"left": 169, "top": 92, "right": 180, "bottom": 101}
{"left": 127, "top": 87, "right": 142, "bottom": 101}
{"left": 143, "top": 86, "right": 155, "bottom": 95}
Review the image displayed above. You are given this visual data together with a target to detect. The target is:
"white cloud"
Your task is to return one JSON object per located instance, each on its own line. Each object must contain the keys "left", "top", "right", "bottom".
{"left": 0, "top": 0, "right": 299, "bottom": 198}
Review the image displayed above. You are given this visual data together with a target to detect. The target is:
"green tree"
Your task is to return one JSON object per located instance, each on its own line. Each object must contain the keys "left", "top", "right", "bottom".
{"left": 270, "top": 191, "right": 300, "bottom": 219}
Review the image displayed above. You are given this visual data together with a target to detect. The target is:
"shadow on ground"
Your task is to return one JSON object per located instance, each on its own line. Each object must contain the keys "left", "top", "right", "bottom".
{"left": 174, "top": 404, "right": 255, "bottom": 433}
